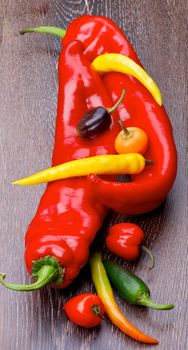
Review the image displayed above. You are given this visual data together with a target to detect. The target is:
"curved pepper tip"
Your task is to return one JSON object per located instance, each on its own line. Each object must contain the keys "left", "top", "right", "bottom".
{"left": 92, "top": 53, "right": 163, "bottom": 106}
{"left": 11, "top": 180, "right": 21, "bottom": 185}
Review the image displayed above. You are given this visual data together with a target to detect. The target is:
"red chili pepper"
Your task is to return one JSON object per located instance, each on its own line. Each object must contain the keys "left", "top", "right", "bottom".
{"left": 0, "top": 40, "right": 120, "bottom": 291}
{"left": 106, "top": 223, "right": 155, "bottom": 269}
{"left": 64, "top": 15, "right": 177, "bottom": 214}
{"left": 64, "top": 293, "right": 105, "bottom": 328}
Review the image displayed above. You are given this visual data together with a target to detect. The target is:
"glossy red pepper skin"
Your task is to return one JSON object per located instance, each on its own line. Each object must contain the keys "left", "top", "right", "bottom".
{"left": 106, "top": 223, "right": 145, "bottom": 260}
{"left": 63, "top": 15, "right": 140, "bottom": 64}
{"left": 64, "top": 15, "right": 177, "bottom": 214}
{"left": 24, "top": 15, "right": 177, "bottom": 289}
{"left": 87, "top": 72, "right": 177, "bottom": 214}
{"left": 25, "top": 40, "right": 120, "bottom": 288}
{"left": 64, "top": 293, "right": 105, "bottom": 328}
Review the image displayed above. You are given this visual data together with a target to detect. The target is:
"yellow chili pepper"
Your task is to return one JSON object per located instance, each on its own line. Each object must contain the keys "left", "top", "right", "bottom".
{"left": 12, "top": 153, "right": 146, "bottom": 186}
{"left": 89, "top": 253, "right": 158, "bottom": 344}
{"left": 91, "top": 53, "right": 162, "bottom": 106}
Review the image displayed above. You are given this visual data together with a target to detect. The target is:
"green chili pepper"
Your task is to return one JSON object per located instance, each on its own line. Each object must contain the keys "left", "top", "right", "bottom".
{"left": 103, "top": 259, "right": 174, "bottom": 310}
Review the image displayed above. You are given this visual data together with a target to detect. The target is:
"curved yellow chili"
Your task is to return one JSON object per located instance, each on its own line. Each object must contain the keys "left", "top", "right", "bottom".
{"left": 12, "top": 153, "right": 146, "bottom": 186}
{"left": 90, "top": 253, "right": 158, "bottom": 344}
{"left": 91, "top": 53, "right": 162, "bottom": 106}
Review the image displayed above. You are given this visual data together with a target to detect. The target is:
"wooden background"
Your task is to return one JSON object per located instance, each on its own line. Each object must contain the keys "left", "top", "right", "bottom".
{"left": 0, "top": 1, "right": 187, "bottom": 349}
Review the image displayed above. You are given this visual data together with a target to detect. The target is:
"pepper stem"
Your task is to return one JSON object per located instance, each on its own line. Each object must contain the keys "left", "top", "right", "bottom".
{"left": 145, "top": 159, "right": 154, "bottom": 165}
{"left": 0, "top": 256, "right": 63, "bottom": 291}
{"left": 0, "top": 265, "right": 59, "bottom": 291}
{"left": 20, "top": 26, "right": 66, "bottom": 38}
{"left": 118, "top": 119, "right": 130, "bottom": 136}
{"left": 142, "top": 245, "right": 155, "bottom": 270}
{"left": 139, "top": 292, "right": 174, "bottom": 310}
{"left": 91, "top": 304, "right": 104, "bottom": 320}
{"left": 107, "top": 89, "right": 126, "bottom": 114}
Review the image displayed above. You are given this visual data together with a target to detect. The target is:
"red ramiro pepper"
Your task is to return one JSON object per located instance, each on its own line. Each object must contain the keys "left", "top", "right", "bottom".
{"left": 17, "top": 15, "right": 177, "bottom": 214}
{"left": 0, "top": 15, "right": 177, "bottom": 291}
{"left": 0, "top": 40, "right": 120, "bottom": 290}
{"left": 64, "top": 15, "right": 177, "bottom": 214}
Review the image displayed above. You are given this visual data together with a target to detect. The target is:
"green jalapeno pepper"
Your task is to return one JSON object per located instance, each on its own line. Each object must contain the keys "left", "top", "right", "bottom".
{"left": 103, "top": 259, "right": 174, "bottom": 310}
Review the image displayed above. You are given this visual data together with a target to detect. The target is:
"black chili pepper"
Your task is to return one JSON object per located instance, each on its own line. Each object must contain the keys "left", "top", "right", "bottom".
{"left": 77, "top": 89, "right": 126, "bottom": 138}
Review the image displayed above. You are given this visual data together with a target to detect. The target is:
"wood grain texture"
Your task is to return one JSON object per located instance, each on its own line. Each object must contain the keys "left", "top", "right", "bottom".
{"left": 0, "top": 0, "right": 187, "bottom": 349}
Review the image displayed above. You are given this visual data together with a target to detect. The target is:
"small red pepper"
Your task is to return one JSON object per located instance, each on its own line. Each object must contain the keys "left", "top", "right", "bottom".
{"left": 64, "top": 293, "right": 105, "bottom": 328}
{"left": 106, "top": 223, "right": 155, "bottom": 269}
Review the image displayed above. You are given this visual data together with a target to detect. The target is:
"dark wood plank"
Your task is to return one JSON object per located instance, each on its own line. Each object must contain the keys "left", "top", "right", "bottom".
{"left": 0, "top": 1, "right": 187, "bottom": 349}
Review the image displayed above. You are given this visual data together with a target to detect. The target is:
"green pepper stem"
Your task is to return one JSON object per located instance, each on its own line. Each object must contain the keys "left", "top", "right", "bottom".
{"left": 139, "top": 293, "right": 174, "bottom": 310}
{"left": 117, "top": 119, "right": 130, "bottom": 136}
{"left": 0, "top": 265, "right": 59, "bottom": 291}
{"left": 91, "top": 304, "right": 104, "bottom": 319}
{"left": 141, "top": 245, "right": 155, "bottom": 270}
{"left": 20, "top": 26, "right": 66, "bottom": 38}
{"left": 107, "top": 89, "right": 126, "bottom": 114}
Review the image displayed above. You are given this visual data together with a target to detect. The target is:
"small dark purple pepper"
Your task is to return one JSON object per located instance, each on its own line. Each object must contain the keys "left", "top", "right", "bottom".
{"left": 77, "top": 89, "right": 126, "bottom": 138}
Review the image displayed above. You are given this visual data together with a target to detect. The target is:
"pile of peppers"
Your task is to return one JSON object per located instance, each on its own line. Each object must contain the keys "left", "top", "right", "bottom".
{"left": 0, "top": 15, "right": 177, "bottom": 345}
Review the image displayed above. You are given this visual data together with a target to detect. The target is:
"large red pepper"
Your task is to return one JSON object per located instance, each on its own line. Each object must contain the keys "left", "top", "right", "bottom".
{"left": 0, "top": 40, "right": 120, "bottom": 290}
{"left": 64, "top": 15, "right": 177, "bottom": 214}
{"left": 0, "top": 15, "right": 177, "bottom": 291}
{"left": 17, "top": 15, "right": 177, "bottom": 214}
{"left": 63, "top": 15, "right": 140, "bottom": 64}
